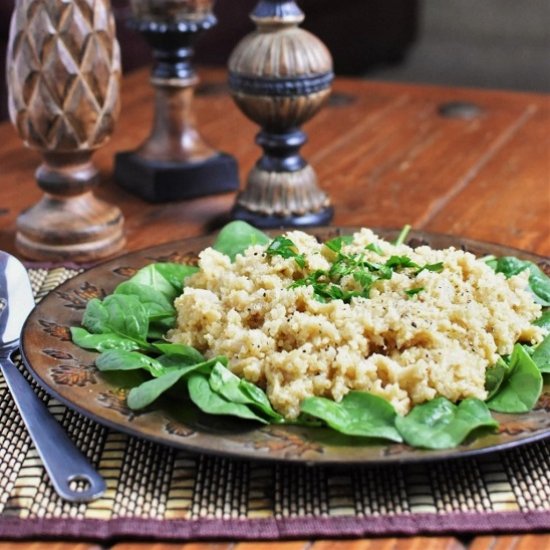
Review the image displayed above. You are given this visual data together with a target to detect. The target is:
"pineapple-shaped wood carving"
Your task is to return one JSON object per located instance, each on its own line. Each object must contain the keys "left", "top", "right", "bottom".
{"left": 7, "top": 0, "right": 125, "bottom": 262}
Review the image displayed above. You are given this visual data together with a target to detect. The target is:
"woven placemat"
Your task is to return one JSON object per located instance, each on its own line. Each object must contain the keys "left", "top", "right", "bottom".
{"left": 0, "top": 266, "right": 549, "bottom": 540}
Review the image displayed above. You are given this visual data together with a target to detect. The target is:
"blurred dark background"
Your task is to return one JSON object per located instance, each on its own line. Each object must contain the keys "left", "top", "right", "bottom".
{"left": 1, "top": 0, "right": 549, "bottom": 122}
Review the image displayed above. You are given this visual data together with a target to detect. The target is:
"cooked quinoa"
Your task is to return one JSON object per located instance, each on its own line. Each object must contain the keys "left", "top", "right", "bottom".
{"left": 169, "top": 229, "right": 543, "bottom": 418}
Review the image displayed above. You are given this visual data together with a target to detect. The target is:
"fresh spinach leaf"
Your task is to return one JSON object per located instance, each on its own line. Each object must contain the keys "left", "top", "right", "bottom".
{"left": 529, "top": 264, "right": 550, "bottom": 306}
{"left": 125, "top": 263, "right": 197, "bottom": 301}
{"left": 82, "top": 295, "right": 149, "bottom": 345}
{"left": 115, "top": 281, "right": 175, "bottom": 319}
{"left": 126, "top": 358, "right": 222, "bottom": 410}
{"left": 395, "top": 397, "right": 498, "bottom": 449}
{"left": 485, "top": 358, "right": 509, "bottom": 400}
{"left": 212, "top": 221, "right": 270, "bottom": 261}
{"left": 153, "top": 263, "right": 198, "bottom": 293}
{"left": 487, "top": 256, "right": 529, "bottom": 277}
{"left": 534, "top": 310, "right": 550, "bottom": 331}
{"left": 487, "top": 344, "right": 543, "bottom": 413}
{"left": 96, "top": 350, "right": 167, "bottom": 377}
{"left": 209, "top": 363, "right": 283, "bottom": 421}
{"left": 532, "top": 335, "right": 550, "bottom": 373}
{"left": 187, "top": 373, "right": 269, "bottom": 423}
{"left": 487, "top": 257, "right": 550, "bottom": 306}
{"left": 70, "top": 327, "right": 141, "bottom": 352}
{"left": 153, "top": 342, "right": 205, "bottom": 364}
{"left": 300, "top": 391, "right": 403, "bottom": 442}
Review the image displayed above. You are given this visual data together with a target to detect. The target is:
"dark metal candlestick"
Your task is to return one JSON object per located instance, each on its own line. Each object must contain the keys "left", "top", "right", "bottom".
{"left": 115, "top": 0, "right": 239, "bottom": 202}
{"left": 228, "top": 0, "right": 334, "bottom": 228}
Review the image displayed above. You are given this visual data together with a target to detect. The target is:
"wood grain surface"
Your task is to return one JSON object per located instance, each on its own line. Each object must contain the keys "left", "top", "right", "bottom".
{"left": 0, "top": 67, "right": 548, "bottom": 548}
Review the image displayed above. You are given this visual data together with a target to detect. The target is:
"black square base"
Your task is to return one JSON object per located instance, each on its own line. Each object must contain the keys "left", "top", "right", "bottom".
{"left": 114, "top": 151, "right": 240, "bottom": 203}
{"left": 232, "top": 204, "right": 334, "bottom": 229}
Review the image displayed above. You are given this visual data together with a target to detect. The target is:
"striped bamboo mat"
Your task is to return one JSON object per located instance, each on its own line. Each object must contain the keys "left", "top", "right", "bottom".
{"left": 0, "top": 267, "right": 549, "bottom": 540}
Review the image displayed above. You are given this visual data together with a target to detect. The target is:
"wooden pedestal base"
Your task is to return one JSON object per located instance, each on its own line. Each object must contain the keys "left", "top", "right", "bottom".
{"left": 16, "top": 193, "right": 125, "bottom": 263}
{"left": 14, "top": 154, "right": 125, "bottom": 263}
{"left": 232, "top": 204, "right": 334, "bottom": 229}
{"left": 114, "top": 151, "right": 239, "bottom": 203}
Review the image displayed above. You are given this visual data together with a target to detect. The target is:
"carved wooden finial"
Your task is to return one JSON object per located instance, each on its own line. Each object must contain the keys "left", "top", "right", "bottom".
{"left": 228, "top": 0, "right": 334, "bottom": 227}
{"left": 7, "top": 0, "right": 125, "bottom": 261}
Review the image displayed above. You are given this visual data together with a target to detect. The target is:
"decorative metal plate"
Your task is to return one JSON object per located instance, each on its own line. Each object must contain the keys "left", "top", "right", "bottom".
{"left": 21, "top": 228, "right": 550, "bottom": 464}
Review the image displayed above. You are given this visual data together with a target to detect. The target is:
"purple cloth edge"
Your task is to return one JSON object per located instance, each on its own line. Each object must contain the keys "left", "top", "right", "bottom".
{"left": 1, "top": 511, "right": 549, "bottom": 541}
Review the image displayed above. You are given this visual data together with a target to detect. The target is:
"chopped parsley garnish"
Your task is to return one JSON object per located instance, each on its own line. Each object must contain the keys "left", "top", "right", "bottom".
{"left": 366, "top": 242, "right": 384, "bottom": 255}
{"left": 267, "top": 231, "right": 444, "bottom": 304}
{"left": 324, "top": 235, "right": 353, "bottom": 253}
{"left": 393, "top": 224, "right": 412, "bottom": 246}
{"left": 405, "top": 287, "right": 425, "bottom": 298}
{"left": 266, "top": 236, "right": 306, "bottom": 268}
{"left": 415, "top": 262, "right": 444, "bottom": 275}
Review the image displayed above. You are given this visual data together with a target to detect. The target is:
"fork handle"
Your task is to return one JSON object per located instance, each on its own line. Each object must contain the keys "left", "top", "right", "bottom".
{"left": 0, "top": 356, "right": 106, "bottom": 502}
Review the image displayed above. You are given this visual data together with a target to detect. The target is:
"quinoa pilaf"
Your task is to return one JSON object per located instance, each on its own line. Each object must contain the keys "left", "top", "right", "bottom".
{"left": 169, "top": 229, "right": 543, "bottom": 419}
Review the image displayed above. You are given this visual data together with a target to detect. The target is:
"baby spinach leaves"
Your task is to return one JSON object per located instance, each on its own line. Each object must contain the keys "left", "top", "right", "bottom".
{"left": 73, "top": 261, "right": 197, "bottom": 354}
{"left": 212, "top": 220, "right": 270, "bottom": 261}
{"left": 486, "top": 345, "right": 543, "bottom": 413}
{"left": 301, "top": 392, "right": 403, "bottom": 442}
{"left": 81, "top": 295, "right": 152, "bottom": 351}
{"left": 70, "top": 327, "right": 141, "bottom": 352}
{"left": 395, "top": 398, "right": 498, "bottom": 449}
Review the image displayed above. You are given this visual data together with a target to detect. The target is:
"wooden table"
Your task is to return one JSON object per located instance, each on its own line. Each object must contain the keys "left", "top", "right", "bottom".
{"left": 0, "top": 68, "right": 549, "bottom": 549}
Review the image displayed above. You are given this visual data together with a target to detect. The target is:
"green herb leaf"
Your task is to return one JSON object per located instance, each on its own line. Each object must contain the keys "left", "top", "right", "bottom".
{"left": 395, "top": 397, "right": 498, "bottom": 449}
{"left": 415, "top": 262, "right": 444, "bottom": 276}
{"left": 405, "top": 287, "right": 424, "bottom": 298}
{"left": 393, "top": 224, "right": 411, "bottom": 246}
{"left": 484, "top": 357, "right": 509, "bottom": 400}
{"left": 213, "top": 221, "right": 270, "bottom": 261}
{"left": 70, "top": 327, "right": 141, "bottom": 352}
{"left": 126, "top": 358, "right": 222, "bottom": 410}
{"left": 534, "top": 311, "right": 550, "bottom": 331}
{"left": 125, "top": 263, "right": 197, "bottom": 301}
{"left": 385, "top": 255, "right": 420, "bottom": 270}
{"left": 115, "top": 281, "right": 175, "bottom": 320}
{"left": 366, "top": 242, "right": 383, "bottom": 255}
{"left": 188, "top": 373, "right": 269, "bottom": 423}
{"left": 96, "top": 349, "right": 167, "bottom": 377}
{"left": 152, "top": 342, "right": 205, "bottom": 364}
{"left": 487, "top": 344, "right": 543, "bottom": 413}
{"left": 325, "top": 236, "right": 353, "bottom": 253}
{"left": 487, "top": 257, "right": 550, "bottom": 306}
{"left": 266, "top": 236, "right": 307, "bottom": 269}
{"left": 300, "top": 391, "right": 403, "bottom": 442}
{"left": 209, "top": 363, "right": 283, "bottom": 421}
{"left": 532, "top": 335, "right": 550, "bottom": 373}
{"left": 82, "top": 295, "right": 149, "bottom": 345}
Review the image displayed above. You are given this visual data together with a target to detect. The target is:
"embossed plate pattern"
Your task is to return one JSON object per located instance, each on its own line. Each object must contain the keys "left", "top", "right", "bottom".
{"left": 21, "top": 228, "right": 550, "bottom": 464}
